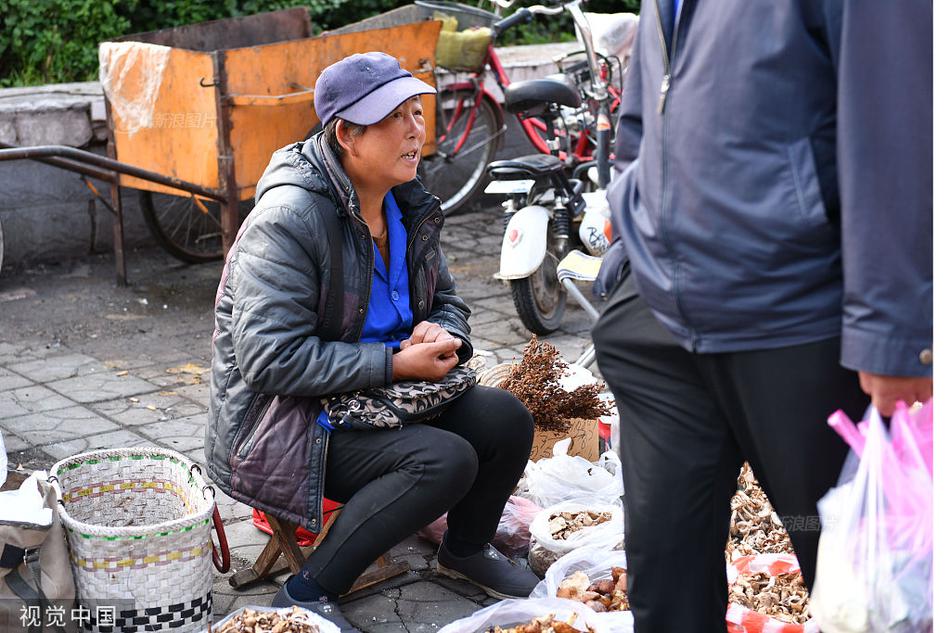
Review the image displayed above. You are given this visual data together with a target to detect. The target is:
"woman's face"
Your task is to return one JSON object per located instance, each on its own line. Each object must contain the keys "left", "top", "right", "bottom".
{"left": 339, "top": 96, "right": 426, "bottom": 191}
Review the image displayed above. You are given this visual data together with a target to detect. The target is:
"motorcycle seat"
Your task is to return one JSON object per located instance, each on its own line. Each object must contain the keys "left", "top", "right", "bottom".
{"left": 504, "top": 75, "right": 583, "bottom": 113}
{"left": 488, "top": 153, "right": 564, "bottom": 179}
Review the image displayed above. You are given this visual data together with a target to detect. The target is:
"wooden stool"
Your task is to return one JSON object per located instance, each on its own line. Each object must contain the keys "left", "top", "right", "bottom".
{"left": 228, "top": 510, "right": 410, "bottom": 592}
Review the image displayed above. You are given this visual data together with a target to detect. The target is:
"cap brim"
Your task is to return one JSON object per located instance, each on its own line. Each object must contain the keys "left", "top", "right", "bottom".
{"left": 336, "top": 75, "right": 438, "bottom": 126}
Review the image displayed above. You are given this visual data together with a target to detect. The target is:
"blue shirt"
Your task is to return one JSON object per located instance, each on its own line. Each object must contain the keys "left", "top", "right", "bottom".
{"left": 317, "top": 191, "right": 412, "bottom": 432}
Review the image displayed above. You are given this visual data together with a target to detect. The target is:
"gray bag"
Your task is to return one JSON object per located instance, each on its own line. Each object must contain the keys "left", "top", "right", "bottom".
{"left": 322, "top": 366, "right": 476, "bottom": 430}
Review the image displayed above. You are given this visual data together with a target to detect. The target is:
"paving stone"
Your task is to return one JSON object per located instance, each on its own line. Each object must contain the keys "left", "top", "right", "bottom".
{"left": 215, "top": 493, "right": 254, "bottom": 524}
{"left": 212, "top": 545, "right": 282, "bottom": 599}
{"left": 0, "top": 385, "right": 75, "bottom": 418}
{"left": 476, "top": 319, "right": 534, "bottom": 347}
{"left": 45, "top": 372, "right": 157, "bottom": 403}
{"left": 1, "top": 430, "right": 30, "bottom": 452}
{"left": 468, "top": 337, "right": 504, "bottom": 353}
{"left": 40, "top": 429, "right": 155, "bottom": 460}
{"left": 183, "top": 447, "right": 207, "bottom": 469}
{"left": 7, "top": 353, "right": 108, "bottom": 382}
{"left": 91, "top": 392, "right": 205, "bottom": 426}
{"left": 137, "top": 414, "right": 206, "bottom": 452}
{"left": 0, "top": 340, "right": 62, "bottom": 364}
{"left": 390, "top": 581, "right": 481, "bottom": 632}
{"left": 0, "top": 367, "right": 32, "bottom": 392}
{"left": 174, "top": 381, "right": 211, "bottom": 407}
{"left": 0, "top": 405, "right": 119, "bottom": 445}
{"left": 222, "top": 518, "right": 272, "bottom": 551}
{"left": 344, "top": 592, "right": 404, "bottom": 633}
{"left": 467, "top": 309, "right": 508, "bottom": 327}
{"left": 429, "top": 576, "right": 488, "bottom": 600}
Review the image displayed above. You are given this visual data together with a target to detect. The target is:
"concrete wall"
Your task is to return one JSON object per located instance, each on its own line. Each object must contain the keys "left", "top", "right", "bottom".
{"left": 0, "top": 43, "right": 578, "bottom": 271}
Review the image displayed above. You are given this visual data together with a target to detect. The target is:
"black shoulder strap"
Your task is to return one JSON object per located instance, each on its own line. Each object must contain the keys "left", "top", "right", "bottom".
{"left": 316, "top": 201, "right": 345, "bottom": 342}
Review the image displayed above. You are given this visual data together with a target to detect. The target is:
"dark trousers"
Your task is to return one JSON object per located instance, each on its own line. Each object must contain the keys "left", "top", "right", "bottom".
{"left": 591, "top": 271, "right": 868, "bottom": 633}
{"left": 301, "top": 385, "right": 534, "bottom": 595}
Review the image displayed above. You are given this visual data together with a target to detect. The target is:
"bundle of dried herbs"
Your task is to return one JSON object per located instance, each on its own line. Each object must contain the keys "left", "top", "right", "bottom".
{"left": 501, "top": 337, "right": 609, "bottom": 431}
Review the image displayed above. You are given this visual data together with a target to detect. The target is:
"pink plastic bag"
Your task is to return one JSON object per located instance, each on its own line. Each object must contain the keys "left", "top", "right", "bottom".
{"left": 811, "top": 400, "right": 933, "bottom": 633}
{"left": 418, "top": 495, "right": 541, "bottom": 558}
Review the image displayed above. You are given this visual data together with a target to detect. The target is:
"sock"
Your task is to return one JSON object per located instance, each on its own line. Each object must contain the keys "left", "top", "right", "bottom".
{"left": 445, "top": 529, "right": 484, "bottom": 558}
{"left": 286, "top": 571, "right": 338, "bottom": 603}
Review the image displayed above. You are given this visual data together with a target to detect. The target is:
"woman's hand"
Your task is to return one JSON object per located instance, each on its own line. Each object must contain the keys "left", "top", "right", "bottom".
{"left": 393, "top": 338, "right": 461, "bottom": 381}
{"left": 400, "top": 320, "right": 455, "bottom": 349}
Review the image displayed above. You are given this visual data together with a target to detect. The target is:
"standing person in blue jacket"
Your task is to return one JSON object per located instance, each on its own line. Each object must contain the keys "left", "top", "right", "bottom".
{"left": 593, "top": 1, "right": 933, "bottom": 630}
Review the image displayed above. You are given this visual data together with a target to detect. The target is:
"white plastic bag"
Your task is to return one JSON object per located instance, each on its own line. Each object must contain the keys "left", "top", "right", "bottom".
{"left": 211, "top": 605, "right": 341, "bottom": 633}
{"left": 531, "top": 544, "right": 627, "bottom": 599}
{"left": 518, "top": 444, "right": 624, "bottom": 508}
{"left": 528, "top": 501, "right": 624, "bottom": 575}
{"left": 437, "top": 597, "right": 605, "bottom": 633}
{"left": 811, "top": 405, "right": 933, "bottom": 633}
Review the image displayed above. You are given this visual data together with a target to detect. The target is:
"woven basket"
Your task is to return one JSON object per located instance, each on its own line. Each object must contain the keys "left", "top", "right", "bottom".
{"left": 476, "top": 361, "right": 514, "bottom": 388}
{"left": 50, "top": 448, "right": 216, "bottom": 633}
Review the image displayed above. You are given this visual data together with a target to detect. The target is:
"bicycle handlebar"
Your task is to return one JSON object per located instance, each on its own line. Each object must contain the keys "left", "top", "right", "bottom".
{"left": 493, "top": 7, "right": 534, "bottom": 36}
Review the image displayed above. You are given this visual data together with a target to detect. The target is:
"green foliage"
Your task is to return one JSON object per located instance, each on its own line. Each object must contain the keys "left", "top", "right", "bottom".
{"left": 0, "top": 0, "right": 640, "bottom": 87}
{"left": 0, "top": 0, "right": 133, "bottom": 86}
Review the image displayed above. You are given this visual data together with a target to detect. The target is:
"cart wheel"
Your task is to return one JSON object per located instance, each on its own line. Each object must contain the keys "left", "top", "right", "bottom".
{"left": 139, "top": 191, "right": 253, "bottom": 264}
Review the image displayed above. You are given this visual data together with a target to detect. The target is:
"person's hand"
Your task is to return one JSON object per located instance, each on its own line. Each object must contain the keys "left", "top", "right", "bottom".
{"left": 393, "top": 338, "right": 462, "bottom": 381}
{"left": 399, "top": 321, "right": 455, "bottom": 350}
{"left": 858, "top": 371, "right": 933, "bottom": 416}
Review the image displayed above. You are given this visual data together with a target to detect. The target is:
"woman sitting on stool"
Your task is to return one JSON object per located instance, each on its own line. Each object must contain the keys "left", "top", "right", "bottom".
{"left": 205, "top": 52, "right": 538, "bottom": 631}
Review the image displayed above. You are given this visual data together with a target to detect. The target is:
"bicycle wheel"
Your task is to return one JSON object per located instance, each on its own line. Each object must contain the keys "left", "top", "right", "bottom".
{"left": 139, "top": 191, "right": 253, "bottom": 264}
{"left": 421, "top": 85, "right": 504, "bottom": 216}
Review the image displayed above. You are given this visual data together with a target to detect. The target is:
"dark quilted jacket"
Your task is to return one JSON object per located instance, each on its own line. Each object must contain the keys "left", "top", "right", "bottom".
{"left": 205, "top": 134, "right": 472, "bottom": 531}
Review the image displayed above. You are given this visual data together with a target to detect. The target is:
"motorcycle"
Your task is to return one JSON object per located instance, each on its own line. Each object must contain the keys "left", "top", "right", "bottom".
{"left": 485, "top": 0, "right": 630, "bottom": 334}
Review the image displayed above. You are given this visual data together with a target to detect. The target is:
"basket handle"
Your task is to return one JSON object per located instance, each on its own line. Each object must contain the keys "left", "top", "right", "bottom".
{"left": 211, "top": 504, "right": 231, "bottom": 573}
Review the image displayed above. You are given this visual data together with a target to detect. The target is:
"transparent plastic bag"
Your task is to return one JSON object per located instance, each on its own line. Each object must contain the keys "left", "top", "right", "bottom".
{"left": 437, "top": 597, "right": 607, "bottom": 633}
{"left": 528, "top": 501, "right": 624, "bottom": 575}
{"left": 811, "top": 402, "right": 933, "bottom": 633}
{"left": 530, "top": 544, "right": 626, "bottom": 599}
{"left": 517, "top": 444, "right": 624, "bottom": 508}
{"left": 493, "top": 495, "right": 542, "bottom": 558}
{"left": 417, "top": 495, "right": 541, "bottom": 558}
{"left": 211, "top": 605, "right": 341, "bottom": 633}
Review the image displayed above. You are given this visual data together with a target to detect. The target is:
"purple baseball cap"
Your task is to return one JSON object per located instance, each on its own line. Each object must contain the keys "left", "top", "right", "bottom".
{"left": 314, "top": 52, "right": 436, "bottom": 126}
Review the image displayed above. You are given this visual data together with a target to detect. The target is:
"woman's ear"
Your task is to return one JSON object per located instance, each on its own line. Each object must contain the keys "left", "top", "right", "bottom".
{"left": 336, "top": 121, "right": 359, "bottom": 157}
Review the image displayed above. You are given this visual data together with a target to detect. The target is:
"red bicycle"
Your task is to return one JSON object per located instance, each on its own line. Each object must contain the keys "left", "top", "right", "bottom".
{"left": 419, "top": 0, "right": 625, "bottom": 215}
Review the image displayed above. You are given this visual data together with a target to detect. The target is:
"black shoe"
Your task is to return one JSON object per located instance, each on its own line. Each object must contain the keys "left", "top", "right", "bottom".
{"left": 436, "top": 541, "right": 540, "bottom": 599}
{"left": 271, "top": 578, "right": 358, "bottom": 633}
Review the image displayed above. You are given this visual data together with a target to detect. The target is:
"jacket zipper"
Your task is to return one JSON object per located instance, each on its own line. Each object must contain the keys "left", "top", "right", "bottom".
{"left": 652, "top": 0, "right": 682, "bottom": 114}
{"left": 653, "top": 0, "right": 697, "bottom": 348}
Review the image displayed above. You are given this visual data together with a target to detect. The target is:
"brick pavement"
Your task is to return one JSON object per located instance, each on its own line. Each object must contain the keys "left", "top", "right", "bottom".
{"left": 0, "top": 206, "right": 596, "bottom": 631}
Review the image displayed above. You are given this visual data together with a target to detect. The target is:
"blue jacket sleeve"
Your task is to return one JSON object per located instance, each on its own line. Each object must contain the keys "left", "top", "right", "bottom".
{"left": 833, "top": 0, "right": 933, "bottom": 377}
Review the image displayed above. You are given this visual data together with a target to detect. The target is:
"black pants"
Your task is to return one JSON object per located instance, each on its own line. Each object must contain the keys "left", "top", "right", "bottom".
{"left": 591, "top": 271, "right": 868, "bottom": 633}
{"left": 301, "top": 385, "right": 534, "bottom": 595}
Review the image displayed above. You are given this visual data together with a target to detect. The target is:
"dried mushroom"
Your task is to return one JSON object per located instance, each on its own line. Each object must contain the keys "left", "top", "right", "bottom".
{"left": 555, "top": 566, "right": 629, "bottom": 613}
{"left": 727, "top": 463, "right": 812, "bottom": 624}
{"left": 728, "top": 570, "right": 811, "bottom": 624}
{"left": 727, "top": 464, "right": 796, "bottom": 560}
{"left": 215, "top": 606, "right": 319, "bottom": 633}
{"left": 548, "top": 510, "right": 611, "bottom": 540}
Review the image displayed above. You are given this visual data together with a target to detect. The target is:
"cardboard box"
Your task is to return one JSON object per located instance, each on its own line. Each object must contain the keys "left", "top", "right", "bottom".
{"left": 530, "top": 417, "right": 600, "bottom": 462}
